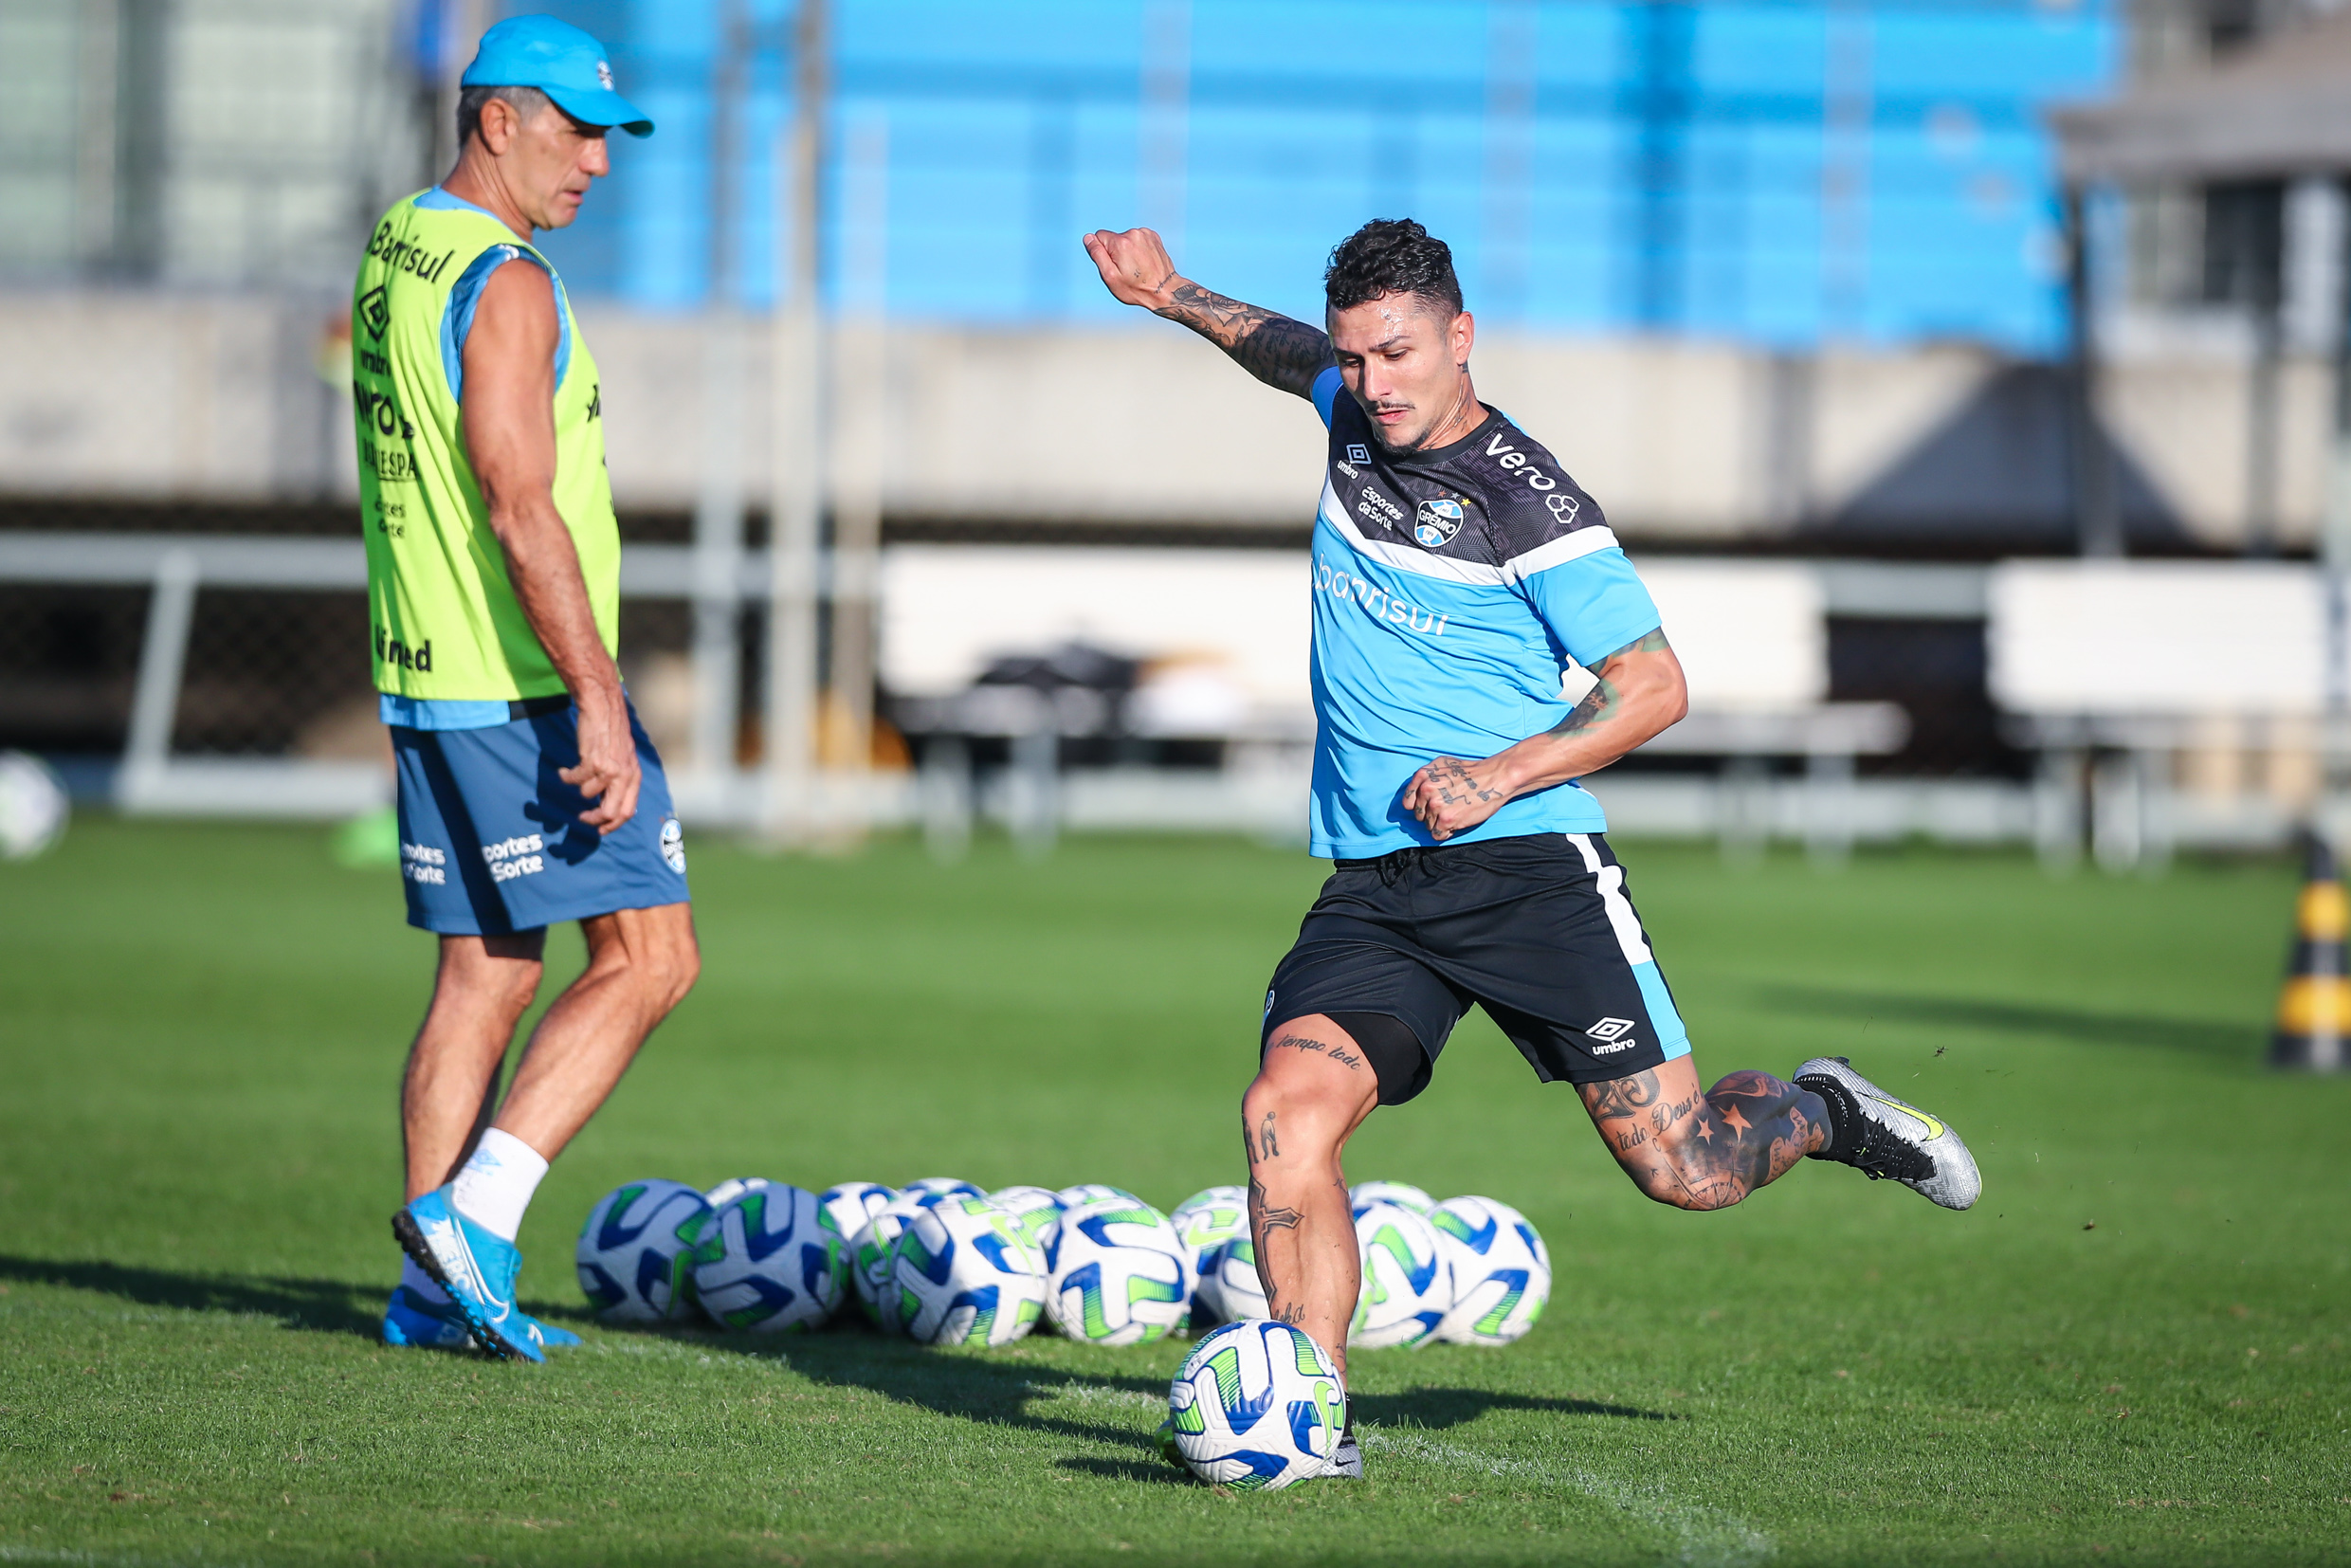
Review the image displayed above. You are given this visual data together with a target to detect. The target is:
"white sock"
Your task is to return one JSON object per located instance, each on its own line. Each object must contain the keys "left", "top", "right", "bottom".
{"left": 399, "top": 1255, "right": 450, "bottom": 1304}
{"left": 448, "top": 1128, "right": 550, "bottom": 1243}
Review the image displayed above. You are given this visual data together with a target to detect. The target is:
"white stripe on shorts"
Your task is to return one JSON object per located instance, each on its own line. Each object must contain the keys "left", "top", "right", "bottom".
{"left": 1565, "top": 832, "right": 1653, "bottom": 966}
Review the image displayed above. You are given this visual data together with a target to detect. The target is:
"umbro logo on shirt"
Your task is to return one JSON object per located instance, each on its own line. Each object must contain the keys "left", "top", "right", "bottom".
{"left": 1346, "top": 444, "right": 1371, "bottom": 465}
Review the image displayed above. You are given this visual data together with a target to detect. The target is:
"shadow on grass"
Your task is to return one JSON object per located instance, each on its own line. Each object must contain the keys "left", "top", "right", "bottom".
{"left": 0, "top": 1253, "right": 383, "bottom": 1338}
{"left": 682, "top": 1327, "right": 1674, "bottom": 1461}
{"left": 1757, "top": 985, "right": 2261, "bottom": 1061}
{"left": 0, "top": 1251, "right": 591, "bottom": 1345}
{"left": 1352, "top": 1387, "right": 1674, "bottom": 1427}
{"left": 718, "top": 1331, "right": 1167, "bottom": 1453}
{"left": 1056, "top": 1456, "right": 1192, "bottom": 1485}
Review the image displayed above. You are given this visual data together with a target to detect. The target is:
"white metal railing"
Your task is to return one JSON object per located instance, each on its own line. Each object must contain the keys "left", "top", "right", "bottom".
{"left": 0, "top": 530, "right": 1987, "bottom": 851}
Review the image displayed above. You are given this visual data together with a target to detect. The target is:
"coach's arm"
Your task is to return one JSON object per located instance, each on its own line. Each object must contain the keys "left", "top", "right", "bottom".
{"left": 462, "top": 259, "right": 639, "bottom": 833}
{"left": 1401, "top": 629, "right": 1687, "bottom": 842}
{"left": 1083, "top": 227, "right": 1333, "bottom": 398}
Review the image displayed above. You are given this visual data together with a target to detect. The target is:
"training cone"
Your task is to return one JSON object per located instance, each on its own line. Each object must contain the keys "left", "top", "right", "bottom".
{"left": 2271, "top": 833, "right": 2350, "bottom": 1071}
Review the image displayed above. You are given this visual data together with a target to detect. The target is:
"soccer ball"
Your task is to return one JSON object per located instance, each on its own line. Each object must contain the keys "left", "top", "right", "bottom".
{"left": 1205, "top": 1234, "right": 1268, "bottom": 1322}
{"left": 1169, "top": 1185, "right": 1248, "bottom": 1322}
{"left": 848, "top": 1193, "right": 934, "bottom": 1330}
{"left": 816, "top": 1181, "right": 894, "bottom": 1245}
{"left": 1348, "top": 1179, "right": 1436, "bottom": 1214}
{"left": 703, "top": 1176, "right": 769, "bottom": 1207}
{"left": 684, "top": 1182, "right": 842, "bottom": 1332}
{"left": 0, "top": 752, "right": 67, "bottom": 861}
{"left": 889, "top": 1196, "right": 1048, "bottom": 1346}
{"left": 1054, "top": 1183, "right": 1138, "bottom": 1209}
{"left": 1350, "top": 1201, "right": 1450, "bottom": 1348}
{"left": 902, "top": 1176, "right": 983, "bottom": 1205}
{"left": 577, "top": 1179, "right": 711, "bottom": 1322}
{"left": 1164, "top": 1320, "right": 1346, "bottom": 1490}
{"left": 985, "top": 1184, "right": 1065, "bottom": 1254}
{"left": 1430, "top": 1195, "right": 1551, "bottom": 1346}
{"left": 1046, "top": 1197, "right": 1189, "bottom": 1345}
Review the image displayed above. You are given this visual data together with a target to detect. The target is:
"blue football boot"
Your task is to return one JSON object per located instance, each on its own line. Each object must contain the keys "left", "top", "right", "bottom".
{"left": 382, "top": 1285, "right": 581, "bottom": 1353}
{"left": 382, "top": 1284, "right": 474, "bottom": 1349}
{"left": 391, "top": 1188, "right": 544, "bottom": 1363}
{"left": 527, "top": 1315, "right": 582, "bottom": 1351}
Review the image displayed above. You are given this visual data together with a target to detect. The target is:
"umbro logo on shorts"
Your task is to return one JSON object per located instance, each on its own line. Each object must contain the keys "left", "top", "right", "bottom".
{"left": 1586, "top": 1017, "right": 1638, "bottom": 1053}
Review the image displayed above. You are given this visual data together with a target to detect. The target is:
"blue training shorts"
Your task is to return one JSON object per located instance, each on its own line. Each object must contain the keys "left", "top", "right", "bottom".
{"left": 390, "top": 699, "right": 689, "bottom": 936}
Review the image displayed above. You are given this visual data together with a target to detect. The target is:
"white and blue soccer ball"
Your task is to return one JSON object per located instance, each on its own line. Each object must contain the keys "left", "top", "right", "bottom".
{"left": 1430, "top": 1195, "right": 1551, "bottom": 1346}
{"left": 816, "top": 1182, "right": 895, "bottom": 1250}
{"left": 703, "top": 1176, "right": 770, "bottom": 1208}
{"left": 1350, "top": 1200, "right": 1451, "bottom": 1348}
{"left": 1164, "top": 1320, "right": 1346, "bottom": 1490}
{"left": 985, "top": 1184, "right": 1066, "bottom": 1255}
{"left": 902, "top": 1176, "right": 983, "bottom": 1206}
{"left": 1348, "top": 1179, "right": 1436, "bottom": 1215}
{"left": 684, "top": 1181, "right": 841, "bottom": 1333}
{"left": 889, "top": 1196, "right": 1048, "bottom": 1346}
{"left": 1054, "top": 1183, "right": 1139, "bottom": 1210}
{"left": 849, "top": 1193, "right": 934, "bottom": 1331}
{"left": 1169, "top": 1185, "right": 1249, "bottom": 1323}
{"left": 1047, "top": 1197, "right": 1189, "bottom": 1345}
{"left": 577, "top": 1178, "right": 712, "bottom": 1322}
{"left": 1206, "top": 1234, "right": 1268, "bottom": 1322}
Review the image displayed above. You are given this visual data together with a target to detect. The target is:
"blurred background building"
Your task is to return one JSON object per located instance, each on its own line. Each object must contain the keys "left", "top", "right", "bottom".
{"left": 2, "top": 0, "right": 2345, "bottom": 862}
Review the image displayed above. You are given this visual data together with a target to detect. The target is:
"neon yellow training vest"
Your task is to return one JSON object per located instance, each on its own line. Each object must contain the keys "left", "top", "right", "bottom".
{"left": 352, "top": 190, "right": 618, "bottom": 702}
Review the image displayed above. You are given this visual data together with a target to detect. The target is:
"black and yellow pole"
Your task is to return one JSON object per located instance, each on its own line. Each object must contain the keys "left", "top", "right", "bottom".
{"left": 2272, "top": 834, "right": 2349, "bottom": 1071}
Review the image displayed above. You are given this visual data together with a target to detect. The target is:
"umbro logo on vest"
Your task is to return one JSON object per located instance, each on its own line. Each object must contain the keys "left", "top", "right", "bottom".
{"left": 357, "top": 285, "right": 391, "bottom": 340}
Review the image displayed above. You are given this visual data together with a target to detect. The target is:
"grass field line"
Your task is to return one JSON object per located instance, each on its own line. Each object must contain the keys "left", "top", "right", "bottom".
{"left": 1358, "top": 1428, "right": 1775, "bottom": 1567}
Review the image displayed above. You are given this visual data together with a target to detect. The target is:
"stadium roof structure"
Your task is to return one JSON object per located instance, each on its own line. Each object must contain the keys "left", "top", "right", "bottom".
{"left": 2048, "top": 8, "right": 2351, "bottom": 184}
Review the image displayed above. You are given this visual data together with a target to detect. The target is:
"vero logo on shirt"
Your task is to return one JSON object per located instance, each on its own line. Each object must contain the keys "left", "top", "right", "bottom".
{"left": 1313, "top": 553, "right": 1448, "bottom": 636}
{"left": 1484, "top": 431, "right": 1560, "bottom": 494}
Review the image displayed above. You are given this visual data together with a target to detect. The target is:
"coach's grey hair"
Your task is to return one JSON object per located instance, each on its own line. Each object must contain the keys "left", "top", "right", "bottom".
{"left": 456, "top": 83, "right": 554, "bottom": 148}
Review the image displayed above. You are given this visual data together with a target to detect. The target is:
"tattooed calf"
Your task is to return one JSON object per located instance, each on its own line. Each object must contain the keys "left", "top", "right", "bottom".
{"left": 1579, "top": 1067, "right": 1828, "bottom": 1212}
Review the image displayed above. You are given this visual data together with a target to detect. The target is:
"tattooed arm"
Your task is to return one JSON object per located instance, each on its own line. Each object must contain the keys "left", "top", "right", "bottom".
{"left": 1082, "top": 226, "right": 1333, "bottom": 398}
{"left": 1401, "top": 628, "right": 1686, "bottom": 841}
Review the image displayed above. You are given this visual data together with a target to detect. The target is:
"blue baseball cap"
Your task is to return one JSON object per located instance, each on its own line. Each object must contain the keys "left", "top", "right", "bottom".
{"left": 461, "top": 15, "right": 653, "bottom": 138}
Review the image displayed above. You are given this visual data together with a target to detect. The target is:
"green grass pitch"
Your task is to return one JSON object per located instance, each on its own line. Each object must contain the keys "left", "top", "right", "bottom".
{"left": 1, "top": 819, "right": 2345, "bottom": 1566}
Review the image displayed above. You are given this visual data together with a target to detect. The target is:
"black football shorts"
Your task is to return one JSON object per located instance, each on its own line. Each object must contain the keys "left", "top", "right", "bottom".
{"left": 1260, "top": 831, "right": 1691, "bottom": 1105}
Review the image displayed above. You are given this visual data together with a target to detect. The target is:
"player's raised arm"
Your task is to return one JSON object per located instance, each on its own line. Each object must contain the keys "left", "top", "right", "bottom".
{"left": 1083, "top": 226, "right": 1333, "bottom": 399}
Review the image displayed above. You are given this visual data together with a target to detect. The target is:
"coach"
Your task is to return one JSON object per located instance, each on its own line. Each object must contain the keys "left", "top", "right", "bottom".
{"left": 355, "top": 16, "right": 697, "bottom": 1360}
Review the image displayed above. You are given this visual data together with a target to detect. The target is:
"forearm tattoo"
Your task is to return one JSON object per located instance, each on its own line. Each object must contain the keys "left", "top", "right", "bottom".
{"left": 1579, "top": 1067, "right": 1822, "bottom": 1212}
{"left": 1155, "top": 283, "right": 1333, "bottom": 396}
{"left": 1548, "top": 628, "right": 1670, "bottom": 739}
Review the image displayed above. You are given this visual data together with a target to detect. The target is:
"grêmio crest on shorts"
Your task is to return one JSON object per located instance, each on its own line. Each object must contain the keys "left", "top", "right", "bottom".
{"left": 1324, "top": 394, "right": 1608, "bottom": 574}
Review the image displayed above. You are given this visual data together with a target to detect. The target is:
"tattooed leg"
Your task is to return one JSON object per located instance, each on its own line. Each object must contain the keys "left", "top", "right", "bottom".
{"left": 1242, "top": 1013, "right": 1379, "bottom": 1381}
{"left": 1577, "top": 1057, "right": 1829, "bottom": 1212}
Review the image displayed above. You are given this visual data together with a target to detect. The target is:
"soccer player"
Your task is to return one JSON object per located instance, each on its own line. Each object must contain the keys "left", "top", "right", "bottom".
{"left": 1084, "top": 220, "right": 1978, "bottom": 1476}
{"left": 354, "top": 16, "right": 698, "bottom": 1360}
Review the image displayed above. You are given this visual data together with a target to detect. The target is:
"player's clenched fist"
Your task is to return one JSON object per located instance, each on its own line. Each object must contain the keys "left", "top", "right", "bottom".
{"left": 1084, "top": 227, "right": 1182, "bottom": 311}
{"left": 1401, "top": 755, "right": 1516, "bottom": 841}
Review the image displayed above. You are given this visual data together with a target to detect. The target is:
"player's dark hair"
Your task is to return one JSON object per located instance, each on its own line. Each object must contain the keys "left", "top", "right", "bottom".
{"left": 1323, "top": 218, "right": 1464, "bottom": 319}
{"left": 457, "top": 84, "right": 555, "bottom": 147}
